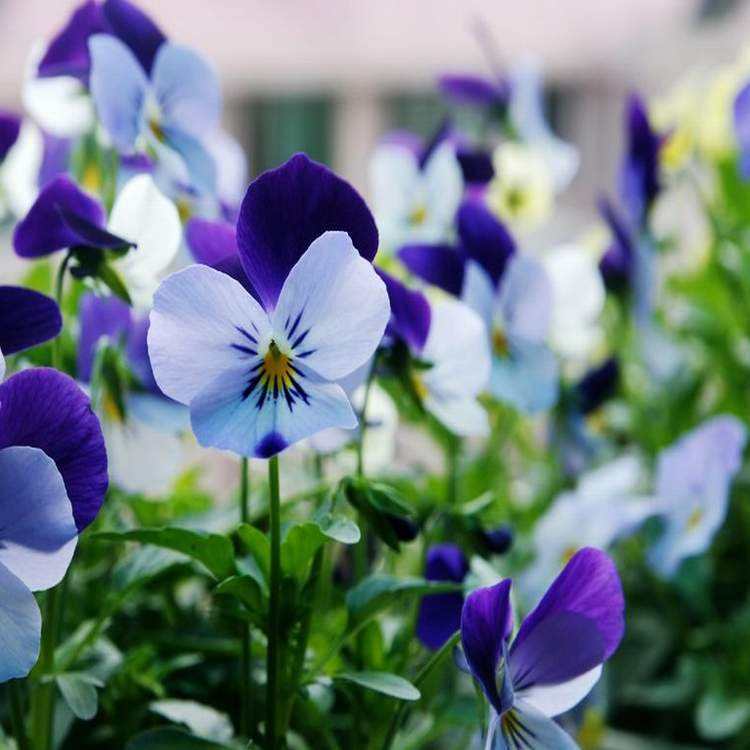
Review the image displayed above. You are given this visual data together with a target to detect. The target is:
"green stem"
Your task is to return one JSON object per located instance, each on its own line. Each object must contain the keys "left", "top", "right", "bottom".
{"left": 445, "top": 435, "right": 460, "bottom": 507}
{"left": 381, "top": 631, "right": 460, "bottom": 750}
{"left": 52, "top": 252, "right": 71, "bottom": 371}
{"left": 239, "top": 457, "right": 253, "bottom": 739}
{"left": 266, "top": 456, "right": 281, "bottom": 750}
{"left": 9, "top": 681, "right": 29, "bottom": 750}
{"left": 32, "top": 586, "right": 62, "bottom": 750}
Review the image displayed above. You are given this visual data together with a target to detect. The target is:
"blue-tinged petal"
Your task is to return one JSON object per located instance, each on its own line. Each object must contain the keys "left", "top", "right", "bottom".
{"left": 160, "top": 123, "right": 217, "bottom": 194}
{"left": 124, "top": 315, "right": 158, "bottom": 393}
{"left": 461, "top": 579, "right": 514, "bottom": 714}
{"left": 499, "top": 701, "right": 579, "bottom": 749}
{"left": 0, "top": 286, "right": 62, "bottom": 356}
{"left": 212, "top": 254, "right": 262, "bottom": 301}
{"left": 0, "top": 111, "right": 21, "bottom": 161}
{"left": 438, "top": 74, "right": 509, "bottom": 108}
{"left": 88, "top": 34, "right": 148, "bottom": 152}
{"left": 509, "top": 548, "right": 624, "bottom": 692}
{"left": 39, "top": 133, "right": 72, "bottom": 188}
{"left": 734, "top": 82, "right": 750, "bottom": 177}
{"left": 271, "top": 231, "right": 390, "bottom": 381}
{"left": 152, "top": 43, "right": 220, "bottom": 138}
{"left": 461, "top": 259, "right": 496, "bottom": 330}
{"left": 398, "top": 243, "right": 465, "bottom": 297}
{"left": 0, "top": 446, "right": 77, "bottom": 591}
{"left": 237, "top": 153, "right": 379, "bottom": 311}
{"left": 0, "top": 368, "right": 108, "bottom": 531}
{"left": 416, "top": 543, "right": 468, "bottom": 651}
{"left": 148, "top": 264, "right": 272, "bottom": 406}
{"left": 377, "top": 269, "right": 431, "bottom": 353}
{"left": 13, "top": 175, "right": 107, "bottom": 257}
{"left": 490, "top": 340, "right": 558, "bottom": 414}
{"left": 37, "top": 0, "right": 109, "bottom": 80}
{"left": 0, "top": 562, "right": 41, "bottom": 683}
{"left": 457, "top": 202, "right": 515, "bottom": 287}
{"left": 103, "top": 0, "right": 166, "bottom": 75}
{"left": 515, "top": 665, "right": 602, "bottom": 719}
{"left": 126, "top": 392, "right": 189, "bottom": 434}
{"left": 185, "top": 217, "right": 238, "bottom": 266}
{"left": 190, "top": 362, "right": 356, "bottom": 458}
{"left": 497, "top": 255, "right": 552, "bottom": 344}
{"left": 77, "top": 293, "right": 132, "bottom": 383}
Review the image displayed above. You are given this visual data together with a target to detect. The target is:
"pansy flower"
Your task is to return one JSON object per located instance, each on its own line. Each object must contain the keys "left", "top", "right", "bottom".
{"left": 14, "top": 173, "right": 181, "bottom": 307}
{"left": 0, "top": 285, "right": 62, "bottom": 378}
{"left": 369, "top": 125, "right": 463, "bottom": 253}
{"left": 438, "top": 73, "right": 510, "bottom": 113}
{"left": 378, "top": 269, "right": 491, "bottom": 436}
{"left": 400, "top": 202, "right": 558, "bottom": 414}
{"left": 649, "top": 416, "right": 747, "bottom": 578}
{"left": 0, "top": 367, "right": 107, "bottom": 681}
{"left": 78, "top": 293, "right": 188, "bottom": 495}
{"left": 416, "top": 543, "right": 469, "bottom": 651}
{"left": 148, "top": 153, "right": 390, "bottom": 459}
{"left": 460, "top": 548, "right": 624, "bottom": 750}
{"left": 734, "top": 81, "right": 750, "bottom": 178}
{"left": 597, "top": 196, "right": 635, "bottom": 292}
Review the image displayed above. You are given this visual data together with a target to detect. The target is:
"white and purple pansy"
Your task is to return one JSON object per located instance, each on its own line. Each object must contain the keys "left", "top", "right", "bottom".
{"left": 369, "top": 124, "right": 463, "bottom": 253}
{"left": 461, "top": 548, "right": 625, "bottom": 750}
{"left": 0, "top": 367, "right": 107, "bottom": 682}
{"left": 649, "top": 416, "right": 747, "bottom": 578}
{"left": 400, "top": 201, "right": 558, "bottom": 414}
{"left": 0, "top": 285, "right": 62, "bottom": 379}
{"left": 378, "top": 269, "right": 491, "bottom": 437}
{"left": 148, "top": 153, "right": 390, "bottom": 459}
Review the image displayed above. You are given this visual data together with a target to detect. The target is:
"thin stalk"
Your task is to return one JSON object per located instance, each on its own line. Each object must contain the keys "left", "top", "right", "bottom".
{"left": 266, "top": 456, "right": 281, "bottom": 750}
{"left": 31, "top": 587, "right": 61, "bottom": 749}
{"left": 52, "top": 252, "right": 71, "bottom": 370}
{"left": 445, "top": 435, "right": 460, "bottom": 507}
{"left": 239, "top": 457, "right": 252, "bottom": 739}
{"left": 8, "top": 681, "right": 29, "bottom": 750}
{"left": 381, "top": 631, "right": 461, "bottom": 750}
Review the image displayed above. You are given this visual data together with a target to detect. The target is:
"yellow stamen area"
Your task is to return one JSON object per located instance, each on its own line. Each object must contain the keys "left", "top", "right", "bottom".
{"left": 561, "top": 546, "right": 578, "bottom": 566}
{"left": 411, "top": 371, "right": 429, "bottom": 401}
{"left": 262, "top": 341, "right": 294, "bottom": 392}
{"left": 577, "top": 708, "right": 606, "bottom": 750}
{"left": 102, "top": 393, "right": 124, "bottom": 423}
{"left": 503, "top": 186, "right": 526, "bottom": 215}
{"left": 82, "top": 163, "right": 102, "bottom": 193}
{"left": 149, "top": 118, "right": 166, "bottom": 143}
{"left": 492, "top": 327, "right": 509, "bottom": 357}
{"left": 409, "top": 204, "right": 428, "bottom": 226}
{"left": 687, "top": 507, "right": 703, "bottom": 531}
{"left": 177, "top": 197, "right": 193, "bottom": 223}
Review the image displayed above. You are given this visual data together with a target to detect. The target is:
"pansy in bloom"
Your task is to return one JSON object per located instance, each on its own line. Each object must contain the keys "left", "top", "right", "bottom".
{"left": 0, "top": 367, "right": 107, "bottom": 681}
{"left": 14, "top": 173, "right": 181, "bottom": 308}
{"left": 88, "top": 24, "right": 220, "bottom": 194}
{"left": 369, "top": 125, "right": 463, "bottom": 253}
{"left": 0, "top": 285, "right": 62, "bottom": 379}
{"left": 378, "top": 269, "right": 491, "bottom": 436}
{"left": 460, "top": 548, "right": 624, "bottom": 750}
{"left": 416, "top": 543, "right": 469, "bottom": 650}
{"left": 400, "top": 202, "right": 558, "bottom": 414}
{"left": 649, "top": 416, "right": 747, "bottom": 578}
{"left": 148, "top": 153, "right": 390, "bottom": 459}
{"left": 78, "top": 293, "right": 188, "bottom": 495}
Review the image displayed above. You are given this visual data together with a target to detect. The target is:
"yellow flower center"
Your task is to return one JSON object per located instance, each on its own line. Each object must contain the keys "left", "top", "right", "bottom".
{"left": 687, "top": 507, "right": 703, "bottom": 531}
{"left": 411, "top": 371, "right": 429, "bottom": 401}
{"left": 492, "top": 327, "right": 509, "bottom": 357}
{"left": 262, "top": 341, "right": 294, "bottom": 393}
{"left": 81, "top": 163, "right": 102, "bottom": 193}
{"left": 149, "top": 117, "right": 166, "bottom": 144}
{"left": 409, "top": 204, "right": 428, "bottom": 226}
{"left": 102, "top": 392, "right": 124, "bottom": 423}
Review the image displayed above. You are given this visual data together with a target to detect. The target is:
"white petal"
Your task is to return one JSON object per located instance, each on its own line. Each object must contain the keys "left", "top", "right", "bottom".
{"left": 0, "top": 562, "right": 41, "bottom": 682}
{"left": 497, "top": 255, "right": 552, "bottom": 344}
{"left": 516, "top": 665, "right": 602, "bottom": 718}
{"left": 423, "top": 142, "right": 464, "bottom": 237}
{"left": 425, "top": 394, "right": 489, "bottom": 438}
{"left": 461, "top": 260, "right": 496, "bottom": 330}
{"left": 271, "top": 231, "right": 390, "bottom": 381}
{"left": 148, "top": 264, "right": 271, "bottom": 405}
{"left": 0, "top": 120, "right": 44, "bottom": 217}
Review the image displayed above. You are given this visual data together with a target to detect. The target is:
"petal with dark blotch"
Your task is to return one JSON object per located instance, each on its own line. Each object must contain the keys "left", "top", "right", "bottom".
{"left": 457, "top": 202, "right": 515, "bottom": 287}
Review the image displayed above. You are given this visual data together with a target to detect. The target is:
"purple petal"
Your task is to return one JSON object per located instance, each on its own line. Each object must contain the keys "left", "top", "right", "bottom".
{"left": 212, "top": 254, "right": 262, "bottom": 302}
{"left": 461, "top": 579, "right": 514, "bottom": 713}
{"left": 102, "top": 0, "right": 166, "bottom": 75}
{"left": 124, "top": 314, "right": 157, "bottom": 393}
{"left": 0, "top": 368, "right": 108, "bottom": 531}
{"left": 38, "top": 134, "right": 72, "bottom": 188}
{"left": 575, "top": 358, "right": 619, "bottom": 415}
{"left": 456, "top": 146, "right": 494, "bottom": 186}
{"left": 13, "top": 176, "right": 106, "bottom": 258}
{"left": 37, "top": 0, "right": 109, "bottom": 81}
{"left": 438, "top": 73, "right": 509, "bottom": 108}
{"left": 236, "top": 153, "right": 378, "bottom": 311}
{"left": 0, "top": 287, "right": 62, "bottom": 356}
{"left": 0, "top": 111, "right": 21, "bottom": 162}
{"left": 416, "top": 544, "right": 468, "bottom": 651}
{"left": 509, "top": 548, "right": 624, "bottom": 690}
{"left": 77, "top": 293, "right": 132, "bottom": 383}
{"left": 185, "top": 217, "right": 238, "bottom": 266}
{"left": 597, "top": 195, "right": 635, "bottom": 290}
{"left": 734, "top": 82, "right": 750, "bottom": 154}
{"left": 457, "top": 201, "right": 515, "bottom": 287}
{"left": 376, "top": 269, "right": 431, "bottom": 353}
{"left": 399, "top": 244, "right": 465, "bottom": 297}
{"left": 418, "top": 119, "right": 452, "bottom": 171}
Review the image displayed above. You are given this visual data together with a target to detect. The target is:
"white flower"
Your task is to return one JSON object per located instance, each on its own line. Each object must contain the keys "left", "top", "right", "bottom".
{"left": 0, "top": 120, "right": 44, "bottom": 218}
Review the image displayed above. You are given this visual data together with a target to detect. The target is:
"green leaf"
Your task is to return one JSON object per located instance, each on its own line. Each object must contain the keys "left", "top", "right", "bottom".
{"left": 313, "top": 510, "right": 360, "bottom": 545}
{"left": 455, "top": 491, "right": 495, "bottom": 517}
{"left": 237, "top": 523, "right": 270, "bottom": 581}
{"left": 281, "top": 523, "right": 325, "bottom": 579}
{"left": 93, "top": 528, "right": 235, "bottom": 579}
{"left": 149, "top": 700, "right": 233, "bottom": 742}
{"left": 56, "top": 672, "right": 103, "bottom": 720}
{"left": 125, "top": 727, "right": 232, "bottom": 749}
{"left": 696, "top": 686, "right": 750, "bottom": 740}
{"left": 215, "top": 575, "right": 264, "bottom": 613}
{"left": 335, "top": 671, "right": 420, "bottom": 701}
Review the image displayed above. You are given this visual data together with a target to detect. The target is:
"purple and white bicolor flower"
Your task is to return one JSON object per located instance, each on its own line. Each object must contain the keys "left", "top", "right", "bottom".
{"left": 649, "top": 416, "right": 747, "bottom": 578}
{"left": 0, "top": 367, "right": 107, "bottom": 682}
{"left": 148, "top": 153, "right": 390, "bottom": 459}
{"left": 0, "top": 285, "right": 62, "bottom": 379}
{"left": 400, "top": 202, "right": 558, "bottom": 414}
{"left": 88, "top": 26, "right": 220, "bottom": 194}
{"left": 460, "top": 548, "right": 625, "bottom": 750}
{"left": 369, "top": 127, "right": 463, "bottom": 253}
{"left": 378, "top": 269, "right": 491, "bottom": 437}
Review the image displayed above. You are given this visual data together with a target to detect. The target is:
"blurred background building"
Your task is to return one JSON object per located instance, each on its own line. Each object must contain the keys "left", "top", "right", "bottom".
{"left": 0, "top": 0, "right": 747, "bottom": 232}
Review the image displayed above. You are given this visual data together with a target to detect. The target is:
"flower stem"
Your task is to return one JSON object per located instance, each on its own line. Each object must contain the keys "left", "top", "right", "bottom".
{"left": 52, "top": 252, "right": 71, "bottom": 371}
{"left": 32, "top": 585, "right": 62, "bottom": 750}
{"left": 381, "top": 630, "right": 461, "bottom": 750}
{"left": 8, "top": 681, "right": 29, "bottom": 750}
{"left": 445, "top": 435, "right": 460, "bottom": 507}
{"left": 266, "top": 455, "right": 281, "bottom": 750}
{"left": 239, "top": 457, "right": 253, "bottom": 739}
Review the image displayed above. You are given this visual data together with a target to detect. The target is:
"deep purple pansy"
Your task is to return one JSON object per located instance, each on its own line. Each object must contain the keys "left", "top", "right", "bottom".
{"left": 416, "top": 543, "right": 469, "bottom": 651}
{"left": 438, "top": 73, "right": 510, "bottom": 111}
{"left": 0, "top": 111, "right": 21, "bottom": 163}
{"left": 597, "top": 195, "right": 635, "bottom": 291}
{"left": 575, "top": 358, "right": 619, "bottom": 415}
{"left": 456, "top": 144, "right": 495, "bottom": 186}
{"left": 460, "top": 548, "right": 624, "bottom": 748}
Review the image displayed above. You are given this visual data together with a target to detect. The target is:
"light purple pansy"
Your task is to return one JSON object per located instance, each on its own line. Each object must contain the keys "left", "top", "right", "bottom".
{"left": 400, "top": 202, "right": 558, "bottom": 413}
{"left": 461, "top": 548, "right": 625, "bottom": 749}
{"left": 733, "top": 81, "right": 750, "bottom": 179}
{"left": 649, "top": 416, "right": 747, "bottom": 578}
{"left": 148, "top": 153, "right": 390, "bottom": 459}
{"left": 88, "top": 29, "right": 220, "bottom": 193}
{"left": 416, "top": 544, "right": 469, "bottom": 651}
